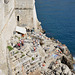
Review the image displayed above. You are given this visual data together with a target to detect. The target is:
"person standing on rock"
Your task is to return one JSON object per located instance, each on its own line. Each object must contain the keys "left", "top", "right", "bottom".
{"left": 34, "top": 46, "right": 36, "bottom": 51}
{"left": 17, "top": 42, "right": 21, "bottom": 50}
{"left": 17, "top": 42, "right": 20, "bottom": 47}
{"left": 21, "top": 39, "right": 24, "bottom": 46}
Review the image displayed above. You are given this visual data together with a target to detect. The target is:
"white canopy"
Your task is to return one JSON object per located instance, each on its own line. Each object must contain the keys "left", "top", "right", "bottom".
{"left": 16, "top": 26, "right": 26, "bottom": 34}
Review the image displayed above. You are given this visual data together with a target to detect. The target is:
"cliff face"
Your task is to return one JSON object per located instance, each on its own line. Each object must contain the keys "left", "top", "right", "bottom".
{"left": 0, "top": 0, "right": 39, "bottom": 75}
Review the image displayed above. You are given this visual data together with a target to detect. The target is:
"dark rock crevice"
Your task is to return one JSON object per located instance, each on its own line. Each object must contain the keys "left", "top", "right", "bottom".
{"left": 61, "top": 56, "right": 73, "bottom": 69}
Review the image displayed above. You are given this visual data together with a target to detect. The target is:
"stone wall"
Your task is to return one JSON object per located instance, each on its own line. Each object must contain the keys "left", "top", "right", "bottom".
{"left": 15, "top": 9, "right": 33, "bottom": 28}
{"left": 0, "top": 0, "right": 17, "bottom": 75}
{"left": 15, "top": 0, "right": 34, "bottom": 9}
{"left": 0, "top": 0, "right": 39, "bottom": 75}
{"left": 15, "top": 0, "right": 40, "bottom": 30}
{"left": 0, "top": 0, "right": 4, "bottom": 32}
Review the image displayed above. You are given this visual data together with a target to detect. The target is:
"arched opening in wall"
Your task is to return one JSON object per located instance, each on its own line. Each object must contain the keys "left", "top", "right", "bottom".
{"left": 4, "top": 0, "right": 9, "bottom": 4}
{"left": 17, "top": 16, "right": 19, "bottom": 21}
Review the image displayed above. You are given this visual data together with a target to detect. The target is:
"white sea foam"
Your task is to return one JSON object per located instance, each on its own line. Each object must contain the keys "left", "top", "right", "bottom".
{"left": 73, "top": 57, "right": 75, "bottom": 60}
{"left": 73, "top": 57, "right": 75, "bottom": 71}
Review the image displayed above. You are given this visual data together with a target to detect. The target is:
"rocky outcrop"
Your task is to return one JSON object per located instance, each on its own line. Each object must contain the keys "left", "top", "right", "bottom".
{"left": 61, "top": 56, "right": 73, "bottom": 69}
{"left": 6, "top": 30, "right": 75, "bottom": 75}
{"left": 46, "top": 63, "right": 74, "bottom": 75}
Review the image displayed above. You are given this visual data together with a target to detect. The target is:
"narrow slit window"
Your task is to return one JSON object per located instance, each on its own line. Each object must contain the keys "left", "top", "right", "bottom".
{"left": 17, "top": 16, "right": 19, "bottom": 21}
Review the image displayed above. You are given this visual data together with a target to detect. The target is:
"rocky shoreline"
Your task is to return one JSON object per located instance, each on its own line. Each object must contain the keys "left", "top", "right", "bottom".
{"left": 6, "top": 26, "right": 75, "bottom": 75}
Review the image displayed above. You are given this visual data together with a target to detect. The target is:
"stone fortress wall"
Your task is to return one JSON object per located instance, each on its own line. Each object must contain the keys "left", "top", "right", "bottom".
{"left": 15, "top": 0, "right": 40, "bottom": 30}
{"left": 0, "top": 0, "right": 39, "bottom": 75}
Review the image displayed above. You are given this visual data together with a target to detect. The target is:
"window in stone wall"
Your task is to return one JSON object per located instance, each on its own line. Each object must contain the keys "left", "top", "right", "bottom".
{"left": 17, "top": 16, "right": 19, "bottom": 21}
{"left": 4, "top": 0, "right": 9, "bottom": 4}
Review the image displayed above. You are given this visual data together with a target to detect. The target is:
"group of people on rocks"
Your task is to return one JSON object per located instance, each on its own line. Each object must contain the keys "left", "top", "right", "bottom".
{"left": 32, "top": 38, "right": 40, "bottom": 51}
{"left": 14, "top": 39, "right": 24, "bottom": 50}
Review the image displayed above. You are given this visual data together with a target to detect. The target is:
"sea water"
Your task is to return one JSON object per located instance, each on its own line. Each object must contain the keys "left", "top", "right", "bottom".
{"left": 36, "top": 0, "right": 75, "bottom": 57}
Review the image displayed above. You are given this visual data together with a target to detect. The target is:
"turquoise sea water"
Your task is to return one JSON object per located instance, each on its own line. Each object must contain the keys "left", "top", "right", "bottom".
{"left": 36, "top": 0, "right": 75, "bottom": 56}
